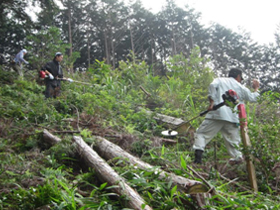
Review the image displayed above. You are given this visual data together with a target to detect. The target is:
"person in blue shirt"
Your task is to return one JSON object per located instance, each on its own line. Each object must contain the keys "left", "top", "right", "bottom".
{"left": 193, "top": 68, "right": 260, "bottom": 164}
{"left": 12, "top": 49, "right": 29, "bottom": 77}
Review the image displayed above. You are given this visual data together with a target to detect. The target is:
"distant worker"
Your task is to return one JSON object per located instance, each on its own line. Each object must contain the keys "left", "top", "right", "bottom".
{"left": 192, "top": 68, "right": 260, "bottom": 164}
{"left": 13, "top": 49, "right": 29, "bottom": 77}
{"left": 41, "top": 52, "right": 65, "bottom": 99}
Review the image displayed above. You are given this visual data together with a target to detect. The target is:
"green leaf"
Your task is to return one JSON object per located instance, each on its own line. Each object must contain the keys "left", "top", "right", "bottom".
{"left": 141, "top": 203, "right": 147, "bottom": 209}
{"left": 149, "top": 151, "right": 158, "bottom": 159}
{"left": 147, "top": 191, "right": 153, "bottom": 199}
{"left": 170, "top": 185, "right": 177, "bottom": 198}
{"left": 180, "top": 155, "right": 187, "bottom": 170}
{"left": 161, "top": 144, "right": 165, "bottom": 156}
{"left": 99, "top": 182, "right": 108, "bottom": 191}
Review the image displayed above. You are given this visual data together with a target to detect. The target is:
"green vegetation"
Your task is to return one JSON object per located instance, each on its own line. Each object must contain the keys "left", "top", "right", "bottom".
{"left": 1, "top": 49, "right": 280, "bottom": 209}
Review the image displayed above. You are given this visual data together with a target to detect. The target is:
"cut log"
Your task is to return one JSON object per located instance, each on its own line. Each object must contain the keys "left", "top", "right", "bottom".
{"left": 41, "top": 130, "right": 210, "bottom": 208}
{"left": 93, "top": 136, "right": 209, "bottom": 194}
{"left": 42, "top": 129, "right": 61, "bottom": 145}
{"left": 73, "top": 136, "right": 152, "bottom": 210}
{"left": 140, "top": 109, "right": 193, "bottom": 135}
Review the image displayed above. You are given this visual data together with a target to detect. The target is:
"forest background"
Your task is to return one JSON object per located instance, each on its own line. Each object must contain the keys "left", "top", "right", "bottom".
{"left": 1, "top": 0, "right": 280, "bottom": 209}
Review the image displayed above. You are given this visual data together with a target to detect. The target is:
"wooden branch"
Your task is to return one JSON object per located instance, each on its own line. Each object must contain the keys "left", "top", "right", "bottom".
{"left": 70, "top": 105, "right": 80, "bottom": 132}
{"left": 160, "top": 138, "right": 177, "bottom": 144}
{"left": 139, "top": 85, "right": 151, "bottom": 97}
{"left": 53, "top": 131, "right": 80, "bottom": 134}
{"left": 188, "top": 165, "right": 216, "bottom": 195}
{"left": 92, "top": 136, "right": 209, "bottom": 194}
{"left": 62, "top": 118, "right": 91, "bottom": 126}
{"left": 218, "top": 173, "right": 251, "bottom": 192}
{"left": 30, "top": 123, "right": 51, "bottom": 130}
{"left": 73, "top": 136, "right": 152, "bottom": 210}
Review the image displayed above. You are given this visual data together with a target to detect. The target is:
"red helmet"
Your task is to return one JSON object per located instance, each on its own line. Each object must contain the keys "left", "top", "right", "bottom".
{"left": 40, "top": 70, "right": 46, "bottom": 78}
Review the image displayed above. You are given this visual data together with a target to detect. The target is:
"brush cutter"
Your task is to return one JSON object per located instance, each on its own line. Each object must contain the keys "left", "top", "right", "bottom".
{"left": 59, "top": 78, "right": 93, "bottom": 86}
{"left": 161, "top": 90, "right": 239, "bottom": 137}
{"left": 39, "top": 71, "right": 93, "bottom": 85}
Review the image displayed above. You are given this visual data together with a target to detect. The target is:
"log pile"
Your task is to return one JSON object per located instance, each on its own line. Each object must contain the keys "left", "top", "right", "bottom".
{"left": 42, "top": 130, "right": 212, "bottom": 208}
{"left": 92, "top": 136, "right": 208, "bottom": 194}
{"left": 74, "top": 136, "right": 152, "bottom": 210}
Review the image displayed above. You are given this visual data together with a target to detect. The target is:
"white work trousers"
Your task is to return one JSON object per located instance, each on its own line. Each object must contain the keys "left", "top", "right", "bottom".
{"left": 193, "top": 119, "right": 242, "bottom": 159}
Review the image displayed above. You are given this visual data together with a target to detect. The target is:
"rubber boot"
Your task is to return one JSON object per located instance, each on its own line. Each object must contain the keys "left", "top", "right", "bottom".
{"left": 194, "top": 150, "right": 203, "bottom": 164}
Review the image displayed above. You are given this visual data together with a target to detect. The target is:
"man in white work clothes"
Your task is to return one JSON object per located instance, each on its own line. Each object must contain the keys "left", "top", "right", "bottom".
{"left": 13, "top": 49, "right": 29, "bottom": 77}
{"left": 193, "top": 68, "right": 260, "bottom": 164}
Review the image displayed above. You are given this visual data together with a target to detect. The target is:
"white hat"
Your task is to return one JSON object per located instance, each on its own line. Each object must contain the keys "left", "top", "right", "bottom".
{"left": 22, "top": 49, "right": 27, "bottom": 53}
{"left": 55, "top": 52, "right": 63, "bottom": 56}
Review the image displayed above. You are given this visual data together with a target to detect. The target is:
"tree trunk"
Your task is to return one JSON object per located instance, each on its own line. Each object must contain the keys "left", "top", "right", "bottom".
{"left": 109, "top": 20, "right": 115, "bottom": 69}
{"left": 104, "top": 29, "right": 110, "bottom": 65}
{"left": 172, "top": 25, "right": 177, "bottom": 56}
{"left": 87, "top": 30, "right": 91, "bottom": 68}
{"left": 68, "top": 5, "right": 73, "bottom": 73}
{"left": 111, "top": 33, "right": 115, "bottom": 69}
{"left": 73, "top": 136, "right": 153, "bottom": 210}
{"left": 130, "top": 24, "right": 135, "bottom": 54}
{"left": 93, "top": 136, "right": 209, "bottom": 194}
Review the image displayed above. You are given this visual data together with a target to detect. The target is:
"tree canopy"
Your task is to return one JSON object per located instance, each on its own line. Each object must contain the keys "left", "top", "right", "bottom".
{"left": 1, "top": 0, "right": 280, "bottom": 92}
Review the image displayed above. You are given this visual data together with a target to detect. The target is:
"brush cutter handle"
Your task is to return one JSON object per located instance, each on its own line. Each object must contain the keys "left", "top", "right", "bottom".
{"left": 199, "top": 101, "right": 225, "bottom": 116}
{"left": 199, "top": 110, "right": 209, "bottom": 116}
{"left": 213, "top": 101, "right": 226, "bottom": 110}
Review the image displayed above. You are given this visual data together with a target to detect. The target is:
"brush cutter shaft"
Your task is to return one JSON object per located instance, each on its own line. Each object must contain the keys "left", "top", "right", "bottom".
{"left": 161, "top": 90, "right": 239, "bottom": 136}
{"left": 194, "top": 101, "right": 225, "bottom": 121}
{"left": 199, "top": 102, "right": 224, "bottom": 116}
{"left": 164, "top": 101, "right": 225, "bottom": 136}
{"left": 58, "top": 78, "right": 92, "bottom": 85}
{"left": 179, "top": 101, "right": 225, "bottom": 128}
{"left": 177, "top": 93, "right": 235, "bottom": 128}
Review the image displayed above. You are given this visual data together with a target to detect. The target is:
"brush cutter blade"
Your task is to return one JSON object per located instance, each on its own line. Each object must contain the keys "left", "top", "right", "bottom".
{"left": 161, "top": 130, "right": 178, "bottom": 137}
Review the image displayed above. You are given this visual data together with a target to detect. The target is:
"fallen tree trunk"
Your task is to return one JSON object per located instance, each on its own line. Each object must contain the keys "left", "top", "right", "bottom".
{"left": 73, "top": 136, "right": 153, "bottom": 210}
{"left": 92, "top": 136, "right": 209, "bottom": 194}
{"left": 43, "top": 129, "right": 61, "bottom": 145}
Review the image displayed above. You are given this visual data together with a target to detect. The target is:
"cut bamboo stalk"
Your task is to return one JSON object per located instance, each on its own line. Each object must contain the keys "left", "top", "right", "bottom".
{"left": 238, "top": 104, "right": 258, "bottom": 192}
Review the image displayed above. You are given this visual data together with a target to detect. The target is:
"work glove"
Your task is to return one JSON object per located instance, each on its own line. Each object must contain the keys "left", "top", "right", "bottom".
{"left": 48, "top": 73, "right": 54, "bottom": 80}
{"left": 68, "top": 78, "right": 73, "bottom": 83}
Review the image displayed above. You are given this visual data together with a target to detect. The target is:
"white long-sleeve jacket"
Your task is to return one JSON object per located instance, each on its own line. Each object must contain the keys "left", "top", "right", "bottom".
{"left": 14, "top": 50, "right": 28, "bottom": 65}
{"left": 206, "top": 77, "right": 259, "bottom": 123}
